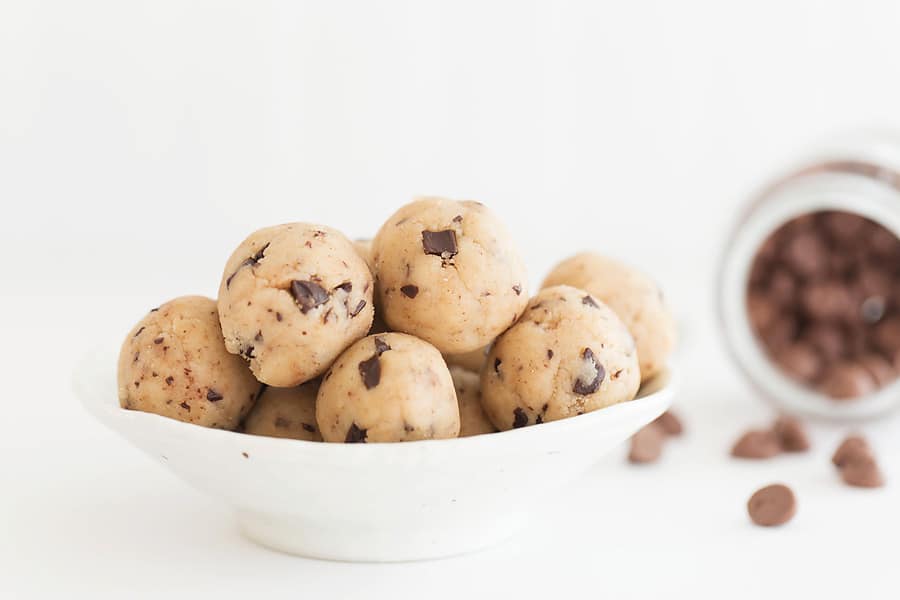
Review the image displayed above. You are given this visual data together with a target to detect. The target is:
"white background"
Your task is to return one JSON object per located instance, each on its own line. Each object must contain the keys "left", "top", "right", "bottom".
{"left": 3, "top": 1, "right": 900, "bottom": 598}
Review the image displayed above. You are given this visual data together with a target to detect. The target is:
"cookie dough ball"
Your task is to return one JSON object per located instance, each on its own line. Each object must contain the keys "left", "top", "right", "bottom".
{"left": 242, "top": 381, "right": 322, "bottom": 441}
{"left": 218, "top": 223, "right": 374, "bottom": 387}
{"left": 117, "top": 296, "right": 260, "bottom": 429}
{"left": 371, "top": 198, "right": 528, "bottom": 354}
{"left": 444, "top": 344, "right": 490, "bottom": 373}
{"left": 450, "top": 367, "right": 497, "bottom": 437}
{"left": 542, "top": 253, "right": 676, "bottom": 381}
{"left": 316, "top": 333, "right": 460, "bottom": 442}
{"left": 481, "top": 285, "right": 640, "bottom": 430}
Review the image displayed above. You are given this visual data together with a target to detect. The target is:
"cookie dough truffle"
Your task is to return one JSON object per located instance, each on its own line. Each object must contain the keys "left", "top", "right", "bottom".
{"left": 542, "top": 253, "right": 675, "bottom": 382}
{"left": 117, "top": 296, "right": 260, "bottom": 429}
{"left": 242, "top": 381, "right": 322, "bottom": 441}
{"left": 316, "top": 333, "right": 460, "bottom": 442}
{"left": 371, "top": 197, "right": 529, "bottom": 354}
{"left": 218, "top": 223, "right": 374, "bottom": 387}
{"left": 481, "top": 285, "right": 640, "bottom": 430}
{"left": 450, "top": 367, "right": 497, "bottom": 437}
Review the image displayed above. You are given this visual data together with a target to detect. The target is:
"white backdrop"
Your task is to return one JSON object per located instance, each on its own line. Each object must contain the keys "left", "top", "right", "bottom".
{"left": 3, "top": 1, "right": 900, "bottom": 598}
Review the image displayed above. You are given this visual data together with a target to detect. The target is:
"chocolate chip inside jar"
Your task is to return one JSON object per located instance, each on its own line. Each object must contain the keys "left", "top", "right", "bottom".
{"left": 747, "top": 211, "right": 900, "bottom": 400}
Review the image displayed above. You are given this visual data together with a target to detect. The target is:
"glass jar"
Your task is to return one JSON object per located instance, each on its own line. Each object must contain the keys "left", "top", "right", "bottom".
{"left": 718, "top": 132, "right": 900, "bottom": 421}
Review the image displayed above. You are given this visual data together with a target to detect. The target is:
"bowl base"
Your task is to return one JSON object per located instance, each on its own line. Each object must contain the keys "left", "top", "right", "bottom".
{"left": 236, "top": 509, "right": 525, "bottom": 562}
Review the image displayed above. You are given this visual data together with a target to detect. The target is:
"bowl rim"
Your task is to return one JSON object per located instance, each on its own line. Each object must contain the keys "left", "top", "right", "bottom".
{"left": 75, "top": 345, "right": 676, "bottom": 459}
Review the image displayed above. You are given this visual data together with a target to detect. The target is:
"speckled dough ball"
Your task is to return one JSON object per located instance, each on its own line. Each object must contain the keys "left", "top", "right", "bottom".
{"left": 218, "top": 223, "right": 374, "bottom": 387}
{"left": 242, "top": 381, "right": 322, "bottom": 441}
{"left": 542, "top": 253, "right": 676, "bottom": 381}
{"left": 316, "top": 333, "right": 460, "bottom": 442}
{"left": 117, "top": 296, "right": 261, "bottom": 429}
{"left": 450, "top": 367, "right": 497, "bottom": 437}
{"left": 481, "top": 285, "right": 640, "bottom": 430}
{"left": 371, "top": 198, "right": 529, "bottom": 354}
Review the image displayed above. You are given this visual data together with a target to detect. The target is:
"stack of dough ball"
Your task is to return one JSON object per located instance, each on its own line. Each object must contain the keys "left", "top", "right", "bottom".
{"left": 117, "top": 296, "right": 261, "bottom": 429}
{"left": 242, "top": 381, "right": 322, "bottom": 441}
{"left": 480, "top": 285, "right": 640, "bottom": 431}
{"left": 450, "top": 367, "right": 497, "bottom": 437}
{"left": 542, "top": 253, "right": 676, "bottom": 382}
{"left": 316, "top": 333, "right": 460, "bottom": 442}
{"left": 371, "top": 197, "right": 529, "bottom": 354}
{"left": 217, "top": 223, "right": 374, "bottom": 387}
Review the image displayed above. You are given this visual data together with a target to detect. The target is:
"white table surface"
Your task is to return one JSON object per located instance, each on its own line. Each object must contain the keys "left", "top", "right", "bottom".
{"left": 4, "top": 1, "right": 900, "bottom": 597}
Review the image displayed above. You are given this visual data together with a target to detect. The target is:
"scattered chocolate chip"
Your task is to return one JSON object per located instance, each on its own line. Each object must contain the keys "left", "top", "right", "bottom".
{"left": 242, "top": 452, "right": 249, "bottom": 458}
{"left": 653, "top": 411, "right": 683, "bottom": 436}
{"left": 153, "top": 337, "right": 164, "bottom": 344}
{"left": 165, "top": 376, "right": 174, "bottom": 385}
{"left": 535, "top": 415, "right": 544, "bottom": 424}
{"left": 840, "top": 454, "right": 884, "bottom": 488}
{"left": 401, "top": 285, "right": 419, "bottom": 298}
{"left": 335, "top": 282, "right": 352, "bottom": 293}
{"left": 133, "top": 351, "right": 140, "bottom": 363}
{"left": 747, "top": 484, "right": 796, "bottom": 527}
{"left": 349, "top": 299, "right": 366, "bottom": 316}
{"left": 832, "top": 435, "right": 871, "bottom": 468}
{"left": 374, "top": 337, "right": 391, "bottom": 355}
{"left": 301, "top": 423, "right": 316, "bottom": 433}
{"left": 207, "top": 389, "right": 223, "bottom": 401}
{"left": 254, "top": 330, "right": 263, "bottom": 342}
{"left": 629, "top": 424, "right": 665, "bottom": 463}
{"left": 226, "top": 242, "right": 270, "bottom": 287}
{"left": 731, "top": 430, "right": 781, "bottom": 459}
{"left": 149, "top": 307, "right": 159, "bottom": 312}
{"left": 513, "top": 284, "right": 522, "bottom": 295}
{"left": 573, "top": 348, "right": 605, "bottom": 395}
{"left": 345, "top": 423, "right": 367, "bottom": 443}
{"left": 179, "top": 402, "right": 191, "bottom": 411}
{"left": 422, "top": 229, "right": 459, "bottom": 258}
{"left": 452, "top": 215, "right": 463, "bottom": 223}
{"left": 773, "top": 416, "right": 809, "bottom": 452}
{"left": 359, "top": 355, "right": 381, "bottom": 389}
{"left": 242, "top": 345, "right": 255, "bottom": 360}
{"left": 290, "top": 279, "right": 330, "bottom": 313}
{"left": 547, "top": 349, "right": 554, "bottom": 359}
{"left": 512, "top": 407, "right": 528, "bottom": 428}
{"left": 494, "top": 357, "right": 502, "bottom": 375}
{"left": 133, "top": 326, "right": 145, "bottom": 338}
{"left": 275, "top": 312, "right": 283, "bottom": 322}
{"left": 581, "top": 295, "right": 599, "bottom": 308}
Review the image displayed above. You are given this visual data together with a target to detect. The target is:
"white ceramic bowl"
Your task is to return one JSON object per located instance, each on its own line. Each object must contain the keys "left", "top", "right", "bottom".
{"left": 75, "top": 345, "right": 675, "bottom": 562}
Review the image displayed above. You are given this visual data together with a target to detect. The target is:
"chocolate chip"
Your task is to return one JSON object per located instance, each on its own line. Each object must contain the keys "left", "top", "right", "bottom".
{"left": 452, "top": 215, "right": 463, "bottom": 223}
{"left": 773, "top": 416, "right": 809, "bottom": 452}
{"left": 832, "top": 435, "right": 871, "bottom": 467}
{"left": 731, "top": 430, "right": 781, "bottom": 459}
{"left": 254, "top": 331, "right": 263, "bottom": 342}
{"left": 401, "top": 285, "right": 419, "bottom": 298}
{"left": 207, "top": 389, "right": 223, "bottom": 401}
{"left": 512, "top": 407, "right": 528, "bottom": 428}
{"left": 374, "top": 337, "right": 391, "bottom": 355}
{"left": 652, "top": 411, "right": 683, "bottom": 436}
{"left": 290, "top": 279, "right": 330, "bottom": 313}
{"left": 359, "top": 355, "right": 381, "bottom": 389}
{"left": 133, "top": 326, "right": 145, "bottom": 338}
{"left": 422, "top": 229, "right": 458, "bottom": 258}
{"left": 301, "top": 423, "right": 316, "bottom": 433}
{"left": 133, "top": 351, "right": 140, "bottom": 363}
{"left": 573, "top": 348, "right": 605, "bottom": 395}
{"left": 349, "top": 299, "right": 366, "bottom": 316}
{"left": 547, "top": 349, "right": 554, "bottom": 359}
{"left": 494, "top": 357, "right": 502, "bottom": 375}
{"left": 582, "top": 295, "right": 599, "bottom": 308}
{"left": 629, "top": 424, "right": 665, "bottom": 463}
{"left": 153, "top": 337, "right": 164, "bottom": 344}
{"left": 242, "top": 345, "right": 255, "bottom": 360}
{"left": 840, "top": 453, "right": 884, "bottom": 488}
{"left": 513, "top": 285, "right": 522, "bottom": 295}
{"left": 345, "top": 423, "right": 367, "bottom": 443}
{"left": 226, "top": 242, "right": 270, "bottom": 288}
{"left": 165, "top": 376, "right": 174, "bottom": 385}
{"left": 535, "top": 415, "right": 543, "bottom": 424}
{"left": 242, "top": 452, "right": 249, "bottom": 458}
{"left": 747, "top": 484, "right": 796, "bottom": 527}
{"left": 335, "top": 282, "right": 352, "bottom": 293}
{"left": 149, "top": 307, "right": 159, "bottom": 312}
{"left": 179, "top": 402, "right": 191, "bottom": 411}
{"left": 275, "top": 312, "right": 283, "bottom": 321}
